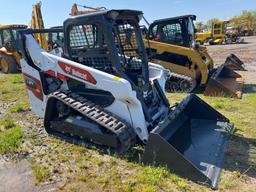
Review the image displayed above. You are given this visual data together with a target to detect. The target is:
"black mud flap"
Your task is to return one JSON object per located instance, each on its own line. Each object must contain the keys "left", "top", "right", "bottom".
{"left": 204, "top": 63, "right": 244, "bottom": 98}
{"left": 143, "top": 94, "right": 232, "bottom": 189}
{"left": 224, "top": 54, "right": 246, "bottom": 71}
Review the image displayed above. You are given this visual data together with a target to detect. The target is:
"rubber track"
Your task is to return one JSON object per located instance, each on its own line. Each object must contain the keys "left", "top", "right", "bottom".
{"left": 49, "top": 91, "right": 137, "bottom": 153}
{"left": 166, "top": 73, "right": 197, "bottom": 93}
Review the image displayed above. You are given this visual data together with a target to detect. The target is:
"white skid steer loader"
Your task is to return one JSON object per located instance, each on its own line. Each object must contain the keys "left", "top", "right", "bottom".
{"left": 19, "top": 10, "right": 233, "bottom": 189}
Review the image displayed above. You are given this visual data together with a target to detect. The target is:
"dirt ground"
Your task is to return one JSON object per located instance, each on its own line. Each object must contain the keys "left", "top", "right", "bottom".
{"left": 207, "top": 36, "right": 256, "bottom": 84}
{"left": 208, "top": 36, "right": 256, "bottom": 65}
{"left": 0, "top": 36, "right": 256, "bottom": 192}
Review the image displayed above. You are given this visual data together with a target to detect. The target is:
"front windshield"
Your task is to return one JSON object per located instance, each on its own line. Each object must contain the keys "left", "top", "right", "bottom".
{"left": 187, "top": 18, "right": 195, "bottom": 46}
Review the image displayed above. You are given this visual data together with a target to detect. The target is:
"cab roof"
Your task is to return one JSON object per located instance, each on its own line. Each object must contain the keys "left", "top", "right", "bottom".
{"left": 68, "top": 9, "right": 143, "bottom": 21}
{"left": 0, "top": 24, "right": 28, "bottom": 30}
{"left": 152, "top": 15, "right": 196, "bottom": 24}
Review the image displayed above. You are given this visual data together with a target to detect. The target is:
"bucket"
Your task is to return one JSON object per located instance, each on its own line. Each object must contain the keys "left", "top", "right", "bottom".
{"left": 204, "top": 64, "right": 244, "bottom": 98}
{"left": 224, "top": 54, "right": 246, "bottom": 71}
{"left": 143, "top": 94, "right": 231, "bottom": 189}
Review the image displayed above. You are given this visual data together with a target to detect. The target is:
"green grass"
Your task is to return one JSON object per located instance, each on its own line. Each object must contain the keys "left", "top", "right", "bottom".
{"left": 94, "top": 158, "right": 104, "bottom": 166}
{"left": 0, "top": 125, "right": 23, "bottom": 154}
{"left": 0, "top": 74, "right": 27, "bottom": 103}
{"left": 0, "top": 73, "right": 255, "bottom": 191}
{"left": 7, "top": 102, "right": 29, "bottom": 113}
{"left": 30, "top": 161, "right": 51, "bottom": 184}
{"left": 0, "top": 116, "right": 15, "bottom": 130}
{"left": 8, "top": 74, "right": 24, "bottom": 84}
{"left": 0, "top": 75, "right": 26, "bottom": 155}
{"left": 0, "top": 88, "right": 10, "bottom": 94}
{"left": 78, "top": 174, "right": 88, "bottom": 182}
{"left": 136, "top": 166, "right": 187, "bottom": 191}
{"left": 168, "top": 174, "right": 187, "bottom": 189}
{"left": 137, "top": 166, "right": 168, "bottom": 185}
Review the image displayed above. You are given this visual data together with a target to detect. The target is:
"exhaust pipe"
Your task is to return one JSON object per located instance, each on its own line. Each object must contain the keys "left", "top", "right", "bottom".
{"left": 143, "top": 94, "right": 232, "bottom": 189}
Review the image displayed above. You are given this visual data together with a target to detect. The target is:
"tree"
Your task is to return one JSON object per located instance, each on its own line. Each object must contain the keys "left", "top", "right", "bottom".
{"left": 195, "top": 22, "right": 206, "bottom": 32}
{"left": 231, "top": 10, "right": 256, "bottom": 35}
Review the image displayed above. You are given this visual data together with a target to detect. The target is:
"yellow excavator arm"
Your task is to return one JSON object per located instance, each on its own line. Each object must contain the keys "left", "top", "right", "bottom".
{"left": 70, "top": 3, "right": 106, "bottom": 16}
{"left": 30, "top": 2, "right": 47, "bottom": 50}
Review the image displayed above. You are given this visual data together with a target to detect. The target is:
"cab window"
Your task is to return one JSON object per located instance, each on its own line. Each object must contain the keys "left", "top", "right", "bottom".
{"left": 69, "top": 24, "right": 99, "bottom": 49}
{"left": 187, "top": 19, "right": 195, "bottom": 46}
{"left": 12, "top": 30, "right": 18, "bottom": 40}
{"left": 68, "top": 24, "right": 112, "bottom": 72}
{"left": 213, "top": 24, "right": 221, "bottom": 34}
{"left": 149, "top": 25, "right": 158, "bottom": 39}
{"left": 187, "top": 19, "right": 194, "bottom": 38}
{"left": 2, "top": 29, "right": 12, "bottom": 44}
{"left": 160, "top": 22, "right": 183, "bottom": 45}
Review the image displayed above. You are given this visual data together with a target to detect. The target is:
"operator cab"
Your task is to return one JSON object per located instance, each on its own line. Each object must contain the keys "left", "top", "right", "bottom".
{"left": 62, "top": 10, "right": 164, "bottom": 121}
{"left": 63, "top": 10, "right": 149, "bottom": 89}
{"left": 147, "top": 15, "right": 196, "bottom": 47}
{"left": 212, "top": 21, "right": 228, "bottom": 36}
{"left": 0, "top": 25, "right": 27, "bottom": 51}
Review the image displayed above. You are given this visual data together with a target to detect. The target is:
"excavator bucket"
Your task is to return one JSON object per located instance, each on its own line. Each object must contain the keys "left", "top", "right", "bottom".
{"left": 224, "top": 54, "right": 246, "bottom": 71}
{"left": 143, "top": 94, "right": 231, "bottom": 189}
{"left": 204, "top": 63, "right": 244, "bottom": 98}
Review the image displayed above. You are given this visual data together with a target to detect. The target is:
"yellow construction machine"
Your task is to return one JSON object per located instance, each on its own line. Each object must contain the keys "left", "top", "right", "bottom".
{"left": 143, "top": 15, "right": 246, "bottom": 98}
{"left": 0, "top": 24, "right": 28, "bottom": 73}
{"left": 196, "top": 20, "right": 244, "bottom": 45}
{"left": 0, "top": 2, "right": 47, "bottom": 74}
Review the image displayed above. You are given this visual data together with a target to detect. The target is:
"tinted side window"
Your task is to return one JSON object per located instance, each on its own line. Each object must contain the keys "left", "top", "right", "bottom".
{"left": 149, "top": 25, "right": 158, "bottom": 39}
{"left": 12, "top": 30, "right": 18, "bottom": 40}
{"left": 2, "top": 29, "right": 12, "bottom": 44}
{"left": 214, "top": 24, "right": 221, "bottom": 29}
{"left": 163, "top": 23, "right": 182, "bottom": 38}
{"left": 213, "top": 24, "right": 221, "bottom": 34}
{"left": 161, "top": 22, "right": 183, "bottom": 45}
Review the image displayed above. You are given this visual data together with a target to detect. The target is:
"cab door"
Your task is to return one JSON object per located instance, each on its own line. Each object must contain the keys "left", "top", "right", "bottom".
{"left": 1, "top": 29, "right": 16, "bottom": 51}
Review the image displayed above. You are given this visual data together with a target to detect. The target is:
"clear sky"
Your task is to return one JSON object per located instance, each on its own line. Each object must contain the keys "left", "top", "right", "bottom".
{"left": 0, "top": 0, "right": 255, "bottom": 27}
